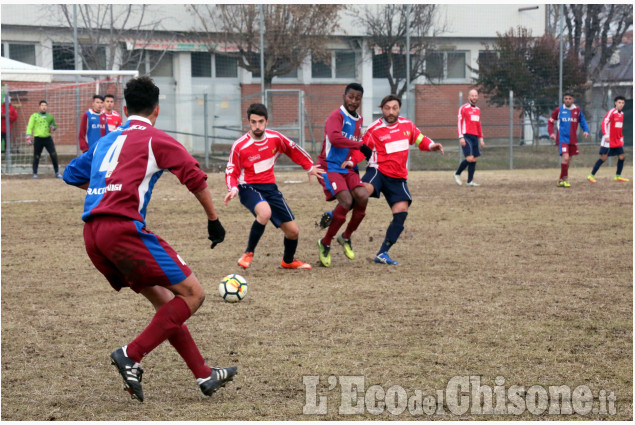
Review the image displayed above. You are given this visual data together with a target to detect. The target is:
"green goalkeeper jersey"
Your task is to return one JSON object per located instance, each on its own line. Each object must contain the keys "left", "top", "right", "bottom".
{"left": 26, "top": 112, "right": 57, "bottom": 138}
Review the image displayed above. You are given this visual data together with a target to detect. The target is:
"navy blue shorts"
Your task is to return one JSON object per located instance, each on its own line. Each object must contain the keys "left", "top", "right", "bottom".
{"left": 599, "top": 146, "right": 624, "bottom": 157}
{"left": 238, "top": 183, "right": 294, "bottom": 228}
{"left": 461, "top": 134, "right": 481, "bottom": 158}
{"left": 361, "top": 167, "right": 412, "bottom": 207}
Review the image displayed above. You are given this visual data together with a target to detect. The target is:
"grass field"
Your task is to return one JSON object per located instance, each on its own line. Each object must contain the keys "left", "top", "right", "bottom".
{"left": 1, "top": 166, "right": 632, "bottom": 420}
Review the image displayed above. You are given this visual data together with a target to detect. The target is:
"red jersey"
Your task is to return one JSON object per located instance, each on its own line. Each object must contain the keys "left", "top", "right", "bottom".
{"left": 457, "top": 103, "right": 483, "bottom": 138}
{"left": 352, "top": 117, "right": 434, "bottom": 179}
{"left": 105, "top": 110, "right": 123, "bottom": 132}
{"left": 225, "top": 130, "right": 314, "bottom": 191}
{"left": 601, "top": 108, "right": 624, "bottom": 148}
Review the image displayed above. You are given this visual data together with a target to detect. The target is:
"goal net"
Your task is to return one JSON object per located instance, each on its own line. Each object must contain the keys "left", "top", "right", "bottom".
{"left": 1, "top": 70, "right": 137, "bottom": 175}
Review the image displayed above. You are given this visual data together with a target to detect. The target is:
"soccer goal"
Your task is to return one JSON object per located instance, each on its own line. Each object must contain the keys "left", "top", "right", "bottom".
{"left": 1, "top": 69, "right": 138, "bottom": 175}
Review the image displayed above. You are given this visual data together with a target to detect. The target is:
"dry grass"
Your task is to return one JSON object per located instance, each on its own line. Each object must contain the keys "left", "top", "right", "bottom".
{"left": 1, "top": 166, "right": 632, "bottom": 420}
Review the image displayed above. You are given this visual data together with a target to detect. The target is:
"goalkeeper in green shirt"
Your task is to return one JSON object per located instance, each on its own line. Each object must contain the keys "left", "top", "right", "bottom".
{"left": 26, "top": 100, "right": 61, "bottom": 178}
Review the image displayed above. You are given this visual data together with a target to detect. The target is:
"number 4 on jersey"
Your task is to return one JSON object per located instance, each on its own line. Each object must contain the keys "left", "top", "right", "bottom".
{"left": 99, "top": 135, "right": 127, "bottom": 178}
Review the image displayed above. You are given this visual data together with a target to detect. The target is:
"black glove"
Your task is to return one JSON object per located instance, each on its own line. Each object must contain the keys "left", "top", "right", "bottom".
{"left": 208, "top": 219, "right": 225, "bottom": 249}
{"left": 360, "top": 144, "right": 373, "bottom": 161}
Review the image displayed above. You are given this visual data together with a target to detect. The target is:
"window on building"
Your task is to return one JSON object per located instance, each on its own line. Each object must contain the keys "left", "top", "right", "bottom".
{"left": 311, "top": 57, "right": 332, "bottom": 78}
{"left": 8, "top": 43, "right": 36, "bottom": 66}
{"left": 215, "top": 55, "right": 238, "bottom": 78}
{"left": 372, "top": 52, "right": 390, "bottom": 78}
{"left": 149, "top": 51, "right": 173, "bottom": 77}
{"left": 335, "top": 51, "right": 356, "bottom": 79}
{"left": 478, "top": 50, "right": 498, "bottom": 71}
{"left": 191, "top": 52, "right": 212, "bottom": 77}
{"left": 53, "top": 44, "right": 75, "bottom": 70}
{"left": 82, "top": 46, "right": 107, "bottom": 70}
{"left": 447, "top": 52, "right": 466, "bottom": 79}
{"left": 425, "top": 51, "right": 467, "bottom": 81}
{"left": 278, "top": 64, "right": 298, "bottom": 79}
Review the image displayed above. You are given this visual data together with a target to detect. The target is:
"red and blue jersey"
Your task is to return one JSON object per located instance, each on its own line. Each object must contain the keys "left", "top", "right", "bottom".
{"left": 600, "top": 108, "right": 624, "bottom": 148}
{"left": 317, "top": 106, "right": 364, "bottom": 174}
{"left": 548, "top": 104, "right": 589, "bottom": 145}
{"left": 63, "top": 115, "right": 208, "bottom": 224}
{"left": 79, "top": 109, "right": 109, "bottom": 153}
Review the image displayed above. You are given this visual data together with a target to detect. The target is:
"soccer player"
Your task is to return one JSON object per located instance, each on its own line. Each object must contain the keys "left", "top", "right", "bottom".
{"left": 103, "top": 93, "right": 122, "bottom": 132}
{"left": 26, "top": 100, "right": 61, "bottom": 178}
{"left": 316, "top": 83, "right": 373, "bottom": 268}
{"left": 454, "top": 88, "right": 485, "bottom": 186}
{"left": 225, "top": 103, "right": 324, "bottom": 270}
{"left": 548, "top": 92, "right": 589, "bottom": 187}
{"left": 588, "top": 95, "right": 629, "bottom": 183}
{"left": 78, "top": 94, "right": 109, "bottom": 153}
{"left": 63, "top": 76, "right": 236, "bottom": 402}
{"left": 347, "top": 94, "right": 444, "bottom": 265}
{"left": 1, "top": 100, "right": 17, "bottom": 153}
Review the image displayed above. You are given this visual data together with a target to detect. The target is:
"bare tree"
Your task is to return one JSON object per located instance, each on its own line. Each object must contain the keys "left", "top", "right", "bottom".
{"left": 188, "top": 4, "right": 344, "bottom": 90}
{"left": 358, "top": 5, "right": 445, "bottom": 98}
{"left": 52, "top": 5, "right": 172, "bottom": 71}
{"left": 558, "top": 4, "right": 633, "bottom": 82}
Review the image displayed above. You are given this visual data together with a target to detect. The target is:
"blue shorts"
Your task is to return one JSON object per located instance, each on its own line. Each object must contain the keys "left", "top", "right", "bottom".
{"left": 361, "top": 167, "right": 412, "bottom": 207}
{"left": 599, "top": 146, "right": 624, "bottom": 157}
{"left": 238, "top": 183, "right": 294, "bottom": 228}
{"left": 461, "top": 134, "right": 481, "bottom": 158}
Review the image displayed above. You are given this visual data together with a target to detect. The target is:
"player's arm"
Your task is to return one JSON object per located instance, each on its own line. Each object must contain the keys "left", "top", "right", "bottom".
{"left": 25, "top": 114, "right": 35, "bottom": 144}
{"left": 78, "top": 113, "right": 89, "bottom": 152}
{"left": 193, "top": 187, "right": 225, "bottom": 249}
{"left": 49, "top": 115, "right": 57, "bottom": 132}
{"left": 413, "top": 128, "right": 444, "bottom": 155}
{"left": 579, "top": 110, "right": 590, "bottom": 137}
{"left": 62, "top": 150, "right": 93, "bottom": 188}
{"left": 9, "top": 106, "right": 17, "bottom": 123}
{"left": 548, "top": 108, "right": 558, "bottom": 141}
{"left": 223, "top": 143, "right": 242, "bottom": 204}
{"left": 325, "top": 113, "right": 364, "bottom": 149}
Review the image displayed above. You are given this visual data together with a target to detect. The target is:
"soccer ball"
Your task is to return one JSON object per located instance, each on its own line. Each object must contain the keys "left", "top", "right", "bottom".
{"left": 218, "top": 274, "right": 248, "bottom": 303}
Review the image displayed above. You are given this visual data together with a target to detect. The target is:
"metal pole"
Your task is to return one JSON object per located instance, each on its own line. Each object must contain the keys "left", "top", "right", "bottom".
{"left": 509, "top": 90, "right": 514, "bottom": 170}
{"left": 558, "top": 4, "right": 564, "bottom": 104}
{"left": 74, "top": 4, "right": 81, "bottom": 156}
{"left": 4, "top": 87, "right": 12, "bottom": 172}
{"left": 204, "top": 93, "right": 209, "bottom": 168}
{"left": 259, "top": 5, "right": 265, "bottom": 103}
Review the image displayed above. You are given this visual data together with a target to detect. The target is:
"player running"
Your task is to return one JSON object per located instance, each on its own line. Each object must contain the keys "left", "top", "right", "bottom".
{"left": 347, "top": 94, "right": 444, "bottom": 265}
{"left": 63, "top": 76, "right": 236, "bottom": 401}
{"left": 548, "top": 92, "right": 589, "bottom": 187}
{"left": 587, "top": 95, "right": 629, "bottom": 183}
{"left": 225, "top": 103, "right": 324, "bottom": 270}
{"left": 316, "top": 83, "right": 373, "bottom": 267}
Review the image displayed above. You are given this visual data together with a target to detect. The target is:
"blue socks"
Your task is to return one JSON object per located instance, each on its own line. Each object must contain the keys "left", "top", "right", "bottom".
{"left": 467, "top": 162, "right": 476, "bottom": 183}
{"left": 283, "top": 237, "right": 298, "bottom": 264}
{"left": 379, "top": 212, "right": 408, "bottom": 254}
{"left": 591, "top": 159, "right": 605, "bottom": 176}
{"left": 455, "top": 160, "right": 468, "bottom": 176}
{"left": 617, "top": 158, "right": 624, "bottom": 176}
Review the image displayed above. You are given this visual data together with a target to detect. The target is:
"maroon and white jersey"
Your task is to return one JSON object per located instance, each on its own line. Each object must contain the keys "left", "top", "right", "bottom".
{"left": 352, "top": 117, "right": 435, "bottom": 180}
{"left": 225, "top": 130, "right": 314, "bottom": 191}
{"left": 601, "top": 108, "right": 624, "bottom": 148}
{"left": 457, "top": 103, "right": 483, "bottom": 138}
{"left": 64, "top": 115, "right": 208, "bottom": 223}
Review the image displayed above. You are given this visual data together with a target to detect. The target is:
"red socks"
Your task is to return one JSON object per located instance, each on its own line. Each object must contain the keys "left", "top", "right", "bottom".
{"left": 127, "top": 296, "right": 191, "bottom": 363}
{"left": 168, "top": 324, "right": 212, "bottom": 379}
{"left": 342, "top": 203, "right": 366, "bottom": 239}
{"left": 322, "top": 204, "right": 348, "bottom": 246}
{"left": 560, "top": 163, "right": 569, "bottom": 180}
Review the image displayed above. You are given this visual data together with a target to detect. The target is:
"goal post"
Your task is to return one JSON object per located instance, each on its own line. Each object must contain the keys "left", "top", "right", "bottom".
{"left": 1, "top": 69, "right": 138, "bottom": 175}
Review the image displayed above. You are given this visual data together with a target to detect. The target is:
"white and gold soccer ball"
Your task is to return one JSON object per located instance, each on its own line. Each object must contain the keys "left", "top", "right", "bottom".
{"left": 218, "top": 274, "right": 248, "bottom": 303}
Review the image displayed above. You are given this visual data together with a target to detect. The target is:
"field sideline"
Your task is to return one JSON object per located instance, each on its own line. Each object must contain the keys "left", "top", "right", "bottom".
{"left": 1, "top": 167, "right": 632, "bottom": 420}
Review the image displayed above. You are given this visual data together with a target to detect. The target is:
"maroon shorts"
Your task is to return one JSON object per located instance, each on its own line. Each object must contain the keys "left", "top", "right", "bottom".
{"left": 559, "top": 142, "right": 578, "bottom": 156}
{"left": 83, "top": 216, "right": 192, "bottom": 293}
{"left": 318, "top": 170, "right": 364, "bottom": 201}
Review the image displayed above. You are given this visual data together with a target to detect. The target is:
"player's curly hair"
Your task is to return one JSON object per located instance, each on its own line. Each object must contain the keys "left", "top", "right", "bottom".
{"left": 124, "top": 76, "right": 160, "bottom": 116}
{"left": 345, "top": 83, "right": 364, "bottom": 95}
